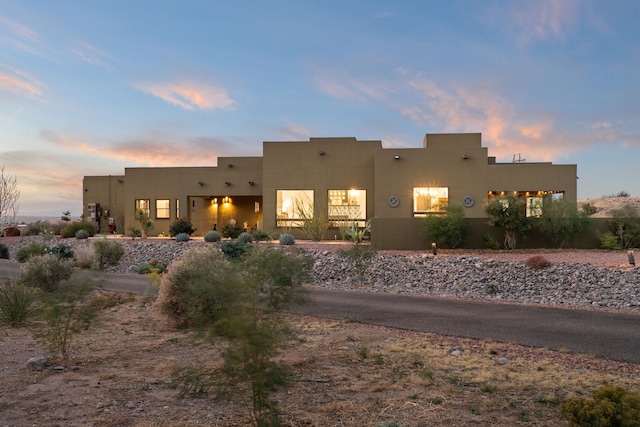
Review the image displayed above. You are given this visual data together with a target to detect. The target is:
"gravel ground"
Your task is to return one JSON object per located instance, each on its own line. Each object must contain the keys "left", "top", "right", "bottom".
{"left": 2, "top": 236, "right": 639, "bottom": 313}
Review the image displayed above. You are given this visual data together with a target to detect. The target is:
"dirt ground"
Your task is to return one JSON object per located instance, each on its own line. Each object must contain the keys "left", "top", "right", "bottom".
{"left": 1, "top": 288, "right": 639, "bottom": 427}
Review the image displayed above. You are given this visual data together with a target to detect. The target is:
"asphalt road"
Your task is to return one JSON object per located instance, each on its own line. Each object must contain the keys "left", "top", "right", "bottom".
{"left": 2, "top": 260, "right": 639, "bottom": 364}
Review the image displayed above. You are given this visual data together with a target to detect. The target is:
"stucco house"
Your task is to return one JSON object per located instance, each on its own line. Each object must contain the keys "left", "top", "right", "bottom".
{"left": 82, "top": 133, "right": 577, "bottom": 249}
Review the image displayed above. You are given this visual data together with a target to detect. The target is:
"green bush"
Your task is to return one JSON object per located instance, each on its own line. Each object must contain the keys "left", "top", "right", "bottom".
{"left": 0, "top": 280, "right": 36, "bottom": 325}
{"left": 61, "top": 221, "right": 96, "bottom": 238}
{"left": 279, "top": 233, "right": 295, "bottom": 245}
{"left": 536, "top": 199, "right": 590, "bottom": 248}
{"left": 137, "top": 260, "right": 168, "bottom": 275}
{"left": 204, "top": 230, "right": 221, "bottom": 242}
{"left": 238, "top": 232, "right": 253, "bottom": 244}
{"left": 582, "top": 203, "right": 598, "bottom": 216}
{"left": 92, "top": 239, "right": 125, "bottom": 269}
{"left": 19, "top": 254, "right": 74, "bottom": 292}
{"left": 482, "top": 233, "right": 500, "bottom": 249}
{"left": 175, "top": 232, "right": 190, "bottom": 242}
{"left": 75, "top": 229, "right": 89, "bottom": 239}
{"left": 16, "top": 242, "right": 48, "bottom": 263}
{"left": 608, "top": 205, "right": 640, "bottom": 249}
{"left": 220, "top": 240, "right": 251, "bottom": 260}
{"left": 0, "top": 243, "right": 9, "bottom": 259}
{"left": 221, "top": 223, "right": 243, "bottom": 239}
{"left": 47, "top": 244, "right": 74, "bottom": 260}
{"left": 251, "top": 229, "right": 272, "bottom": 241}
{"left": 156, "top": 247, "right": 235, "bottom": 328}
{"left": 169, "top": 218, "right": 195, "bottom": 237}
{"left": 600, "top": 232, "right": 621, "bottom": 250}
{"left": 421, "top": 203, "right": 467, "bottom": 249}
{"left": 560, "top": 385, "right": 640, "bottom": 427}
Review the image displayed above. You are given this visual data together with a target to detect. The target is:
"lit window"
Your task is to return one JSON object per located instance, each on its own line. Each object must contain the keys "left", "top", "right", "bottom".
{"left": 526, "top": 197, "right": 543, "bottom": 217}
{"left": 413, "top": 187, "right": 448, "bottom": 217}
{"left": 328, "top": 189, "right": 366, "bottom": 226}
{"left": 276, "top": 190, "right": 313, "bottom": 227}
{"left": 176, "top": 199, "right": 180, "bottom": 218}
{"left": 156, "top": 199, "right": 170, "bottom": 219}
{"left": 135, "top": 199, "right": 150, "bottom": 216}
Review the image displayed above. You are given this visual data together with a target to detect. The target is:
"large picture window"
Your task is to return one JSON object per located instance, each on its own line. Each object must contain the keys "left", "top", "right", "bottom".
{"left": 413, "top": 187, "right": 448, "bottom": 217}
{"left": 276, "top": 190, "right": 313, "bottom": 227}
{"left": 156, "top": 199, "right": 170, "bottom": 219}
{"left": 328, "top": 189, "right": 366, "bottom": 226}
{"left": 135, "top": 199, "right": 150, "bottom": 216}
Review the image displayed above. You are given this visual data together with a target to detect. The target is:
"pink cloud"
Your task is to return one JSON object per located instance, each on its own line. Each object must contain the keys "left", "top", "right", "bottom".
{"left": 0, "top": 64, "right": 45, "bottom": 96}
{"left": 311, "top": 66, "right": 394, "bottom": 101}
{"left": 508, "top": 0, "right": 581, "bottom": 47}
{"left": 135, "top": 80, "right": 234, "bottom": 111}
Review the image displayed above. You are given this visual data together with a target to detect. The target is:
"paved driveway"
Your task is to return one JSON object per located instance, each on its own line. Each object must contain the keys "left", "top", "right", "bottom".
{"left": 2, "top": 260, "right": 639, "bottom": 364}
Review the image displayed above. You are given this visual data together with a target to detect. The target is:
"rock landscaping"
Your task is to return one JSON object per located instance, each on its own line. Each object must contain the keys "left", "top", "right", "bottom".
{"left": 2, "top": 236, "right": 638, "bottom": 312}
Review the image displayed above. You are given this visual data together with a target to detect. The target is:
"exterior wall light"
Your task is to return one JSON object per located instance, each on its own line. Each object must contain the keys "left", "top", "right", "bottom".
{"left": 212, "top": 198, "right": 218, "bottom": 205}
{"left": 225, "top": 181, "right": 231, "bottom": 186}
{"left": 198, "top": 181, "right": 205, "bottom": 186}
{"left": 462, "top": 154, "right": 470, "bottom": 160}
{"left": 223, "top": 196, "right": 231, "bottom": 204}
{"left": 319, "top": 151, "right": 325, "bottom": 156}
{"left": 248, "top": 181, "right": 255, "bottom": 185}
{"left": 394, "top": 155, "right": 401, "bottom": 160}
{"left": 228, "top": 163, "right": 233, "bottom": 168}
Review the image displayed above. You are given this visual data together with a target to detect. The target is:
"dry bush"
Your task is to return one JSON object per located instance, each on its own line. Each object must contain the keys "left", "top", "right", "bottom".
{"left": 526, "top": 255, "right": 551, "bottom": 269}
{"left": 74, "top": 245, "right": 95, "bottom": 269}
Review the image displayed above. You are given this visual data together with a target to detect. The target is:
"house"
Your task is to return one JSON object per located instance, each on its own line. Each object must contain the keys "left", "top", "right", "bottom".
{"left": 82, "top": 133, "right": 577, "bottom": 249}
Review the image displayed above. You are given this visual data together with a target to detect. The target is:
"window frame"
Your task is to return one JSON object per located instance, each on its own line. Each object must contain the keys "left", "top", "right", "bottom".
{"left": 156, "top": 199, "right": 170, "bottom": 219}
{"left": 135, "top": 199, "right": 150, "bottom": 217}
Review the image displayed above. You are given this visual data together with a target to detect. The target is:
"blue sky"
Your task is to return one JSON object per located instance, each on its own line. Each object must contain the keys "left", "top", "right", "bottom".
{"left": 1, "top": 0, "right": 639, "bottom": 216}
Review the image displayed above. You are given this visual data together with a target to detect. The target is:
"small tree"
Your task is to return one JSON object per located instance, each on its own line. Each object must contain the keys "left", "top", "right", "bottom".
{"left": 420, "top": 203, "right": 467, "bottom": 248}
{"left": 0, "top": 165, "right": 20, "bottom": 230}
{"left": 608, "top": 204, "right": 640, "bottom": 249}
{"left": 536, "top": 199, "right": 589, "bottom": 248}
{"left": 169, "top": 218, "right": 195, "bottom": 237}
{"left": 485, "top": 195, "right": 531, "bottom": 250}
{"left": 135, "top": 208, "right": 154, "bottom": 238}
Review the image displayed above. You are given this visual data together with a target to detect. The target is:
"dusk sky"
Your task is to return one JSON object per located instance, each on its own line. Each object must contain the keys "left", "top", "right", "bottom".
{"left": 2, "top": 1, "right": 639, "bottom": 217}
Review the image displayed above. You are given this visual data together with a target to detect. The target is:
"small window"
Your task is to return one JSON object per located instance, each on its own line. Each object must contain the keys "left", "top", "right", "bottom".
{"left": 526, "top": 197, "right": 543, "bottom": 217}
{"left": 276, "top": 190, "right": 314, "bottom": 227}
{"left": 156, "top": 199, "right": 170, "bottom": 219}
{"left": 413, "top": 187, "right": 448, "bottom": 217}
{"left": 135, "top": 199, "right": 150, "bottom": 216}
{"left": 176, "top": 199, "right": 180, "bottom": 219}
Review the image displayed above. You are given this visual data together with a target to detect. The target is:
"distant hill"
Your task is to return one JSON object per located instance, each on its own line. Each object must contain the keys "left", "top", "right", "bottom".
{"left": 578, "top": 197, "right": 640, "bottom": 218}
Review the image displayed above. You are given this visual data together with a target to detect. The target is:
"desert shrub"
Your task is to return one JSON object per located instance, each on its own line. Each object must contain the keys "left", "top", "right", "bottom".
{"left": 525, "top": 255, "right": 551, "bottom": 269}
{"left": 204, "top": 230, "right": 221, "bottom": 242}
{"left": 0, "top": 279, "right": 36, "bottom": 325}
{"left": 156, "top": 247, "right": 235, "bottom": 328}
{"left": 47, "top": 244, "right": 74, "bottom": 260}
{"left": 279, "top": 233, "right": 295, "bottom": 245}
{"left": 482, "top": 233, "right": 500, "bottom": 249}
{"left": 175, "top": 232, "right": 190, "bottom": 242}
{"left": 169, "top": 218, "right": 195, "bottom": 237}
{"left": 536, "top": 199, "right": 590, "bottom": 248}
{"left": 35, "top": 277, "right": 98, "bottom": 362}
{"left": 608, "top": 205, "right": 640, "bottom": 249}
{"left": 61, "top": 221, "right": 96, "bottom": 238}
{"left": 485, "top": 195, "right": 531, "bottom": 249}
{"left": 221, "top": 223, "right": 243, "bottom": 239}
{"left": 0, "top": 243, "right": 9, "bottom": 259}
{"left": 137, "top": 260, "right": 168, "bottom": 275}
{"left": 73, "top": 246, "right": 95, "bottom": 269}
{"left": 560, "top": 385, "right": 640, "bottom": 427}
{"left": 19, "top": 254, "right": 74, "bottom": 292}
{"left": 92, "top": 239, "right": 125, "bottom": 269}
{"left": 582, "top": 203, "right": 598, "bottom": 216}
{"left": 16, "top": 242, "right": 48, "bottom": 263}
{"left": 344, "top": 220, "right": 371, "bottom": 244}
{"left": 251, "top": 229, "right": 272, "bottom": 241}
{"left": 238, "top": 232, "right": 253, "bottom": 244}
{"left": 421, "top": 204, "right": 467, "bottom": 249}
{"left": 75, "top": 229, "right": 89, "bottom": 239}
{"left": 600, "top": 232, "right": 621, "bottom": 250}
{"left": 220, "top": 240, "right": 251, "bottom": 260}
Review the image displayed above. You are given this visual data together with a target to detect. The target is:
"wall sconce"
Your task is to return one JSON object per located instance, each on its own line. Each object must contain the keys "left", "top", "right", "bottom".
{"left": 225, "top": 181, "right": 231, "bottom": 186}
{"left": 227, "top": 163, "right": 233, "bottom": 168}
{"left": 212, "top": 198, "right": 218, "bottom": 205}
{"left": 318, "top": 151, "right": 325, "bottom": 156}
{"left": 248, "top": 181, "right": 255, "bottom": 185}
{"left": 118, "top": 179, "right": 124, "bottom": 183}
{"left": 198, "top": 181, "right": 205, "bottom": 186}
{"left": 394, "top": 155, "right": 401, "bottom": 160}
{"left": 222, "top": 196, "right": 231, "bottom": 204}
{"left": 462, "top": 154, "right": 470, "bottom": 160}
